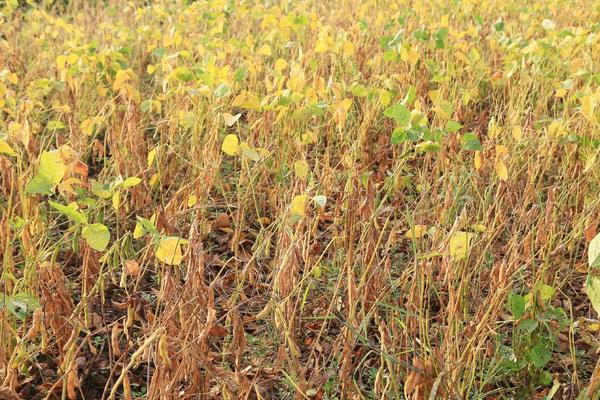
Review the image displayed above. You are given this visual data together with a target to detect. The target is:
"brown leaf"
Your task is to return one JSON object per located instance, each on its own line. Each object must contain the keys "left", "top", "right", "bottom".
{"left": 66, "top": 369, "right": 79, "bottom": 400}
{"left": 213, "top": 213, "right": 231, "bottom": 230}
{"left": 0, "top": 388, "right": 23, "bottom": 400}
{"left": 585, "top": 219, "right": 597, "bottom": 245}
{"left": 208, "top": 325, "right": 228, "bottom": 337}
{"left": 125, "top": 259, "right": 141, "bottom": 277}
{"left": 72, "top": 160, "right": 89, "bottom": 178}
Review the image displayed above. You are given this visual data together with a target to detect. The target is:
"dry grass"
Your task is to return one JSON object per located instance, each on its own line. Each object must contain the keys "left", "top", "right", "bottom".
{"left": 1, "top": 0, "right": 600, "bottom": 398}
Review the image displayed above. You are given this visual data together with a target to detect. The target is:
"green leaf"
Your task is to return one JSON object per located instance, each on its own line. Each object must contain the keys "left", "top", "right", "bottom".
{"left": 528, "top": 343, "right": 552, "bottom": 369}
{"left": 233, "top": 67, "right": 247, "bottom": 82}
{"left": 539, "top": 370, "right": 553, "bottom": 386}
{"left": 173, "top": 66, "right": 194, "bottom": 82}
{"left": 438, "top": 101, "right": 454, "bottom": 118}
{"left": 240, "top": 146, "right": 260, "bottom": 161}
{"left": 313, "top": 195, "right": 327, "bottom": 208}
{"left": 47, "top": 120, "right": 65, "bottom": 130}
{"left": 415, "top": 141, "right": 441, "bottom": 153}
{"left": 588, "top": 232, "right": 600, "bottom": 269}
{"left": 213, "top": 83, "right": 231, "bottom": 98}
{"left": 508, "top": 293, "right": 526, "bottom": 319}
{"left": 538, "top": 284, "right": 555, "bottom": 302}
{"left": 121, "top": 176, "right": 142, "bottom": 189}
{"left": 1, "top": 292, "right": 40, "bottom": 320}
{"left": 517, "top": 319, "right": 538, "bottom": 334}
{"left": 25, "top": 175, "right": 55, "bottom": 195}
{"left": 407, "top": 125, "right": 426, "bottom": 142}
{"left": 48, "top": 201, "right": 88, "bottom": 224}
{"left": 26, "top": 150, "right": 66, "bottom": 195}
{"left": 403, "top": 86, "right": 417, "bottom": 106}
{"left": 91, "top": 180, "right": 113, "bottom": 198}
{"left": 435, "top": 28, "right": 449, "bottom": 49}
{"left": 12, "top": 292, "right": 40, "bottom": 311}
{"left": 586, "top": 275, "right": 600, "bottom": 316}
{"left": 461, "top": 132, "right": 483, "bottom": 151}
{"left": 350, "top": 84, "right": 368, "bottom": 97}
{"left": 413, "top": 30, "right": 429, "bottom": 41}
{"left": 140, "top": 99, "right": 153, "bottom": 113}
{"left": 445, "top": 120, "right": 463, "bottom": 133}
{"left": 390, "top": 128, "right": 408, "bottom": 144}
{"left": 152, "top": 47, "right": 166, "bottom": 58}
{"left": 82, "top": 223, "right": 110, "bottom": 251}
{"left": 137, "top": 216, "right": 159, "bottom": 237}
{"left": 494, "top": 20, "right": 505, "bottom": 32}
{"left": 383, "top": 103, "right": 411, "bottom": 126}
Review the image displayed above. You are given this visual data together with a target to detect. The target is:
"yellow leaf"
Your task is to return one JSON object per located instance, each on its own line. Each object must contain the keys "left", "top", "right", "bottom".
{"left": 56, "top": 55, "right": 67, "bottom": 70}
{"left": 300, "top": 131, "right": 316, "bottom": 145}
{"left": 290, "top": 194, "right": 308, "bottom": 217}
{"left": 231, "top": 92, "right": 261, "bottom": 110}
{"left": 400, "top": 45, "right": 419, "bottom": 66}
{"left": 79, "top": 118, "right": 91, "bottom": 135}
{"left": 58, "top": 178, "right": 81, "bottom": 195}
{"left": 342, "top": 40, "right": 355, "bottom": 56}
{"left": 147, "top": 147, "right": 157, "bottom": 168}
{"left": 113, "top": 69, "right": 137, "bottom": 92}
{"left": 584, "top": 150, "right": 598, "bottom": 174}
{"left": 221, "top": 134, "right": 239, "bottom": 156}
{"left": 8, "top": 121, "right": 30, "bottom": 148}
{"left": 380, "top": 90, "right": 392, "bottom": 106}
{"left": 155, "top": 236, "right": 189, "bottom": 266}
{"left": 548, "top": 120, "right": 566, "bottom": 137}
{"left": 512, "top": 126, "right": 523, "bottom": 141}
{"left": 428, "top": 90, "right": 440, "bottom": 104}
{"left": 112, "top": 191, "right": 121, "bottom": 211}
{"left": 495, "top": 159, "right": 508, "bottom": 181}
{"left": 581, "top": 95, "right": 597, "bottom": 124}
{"left": 149, "top": 173, "right": 159, "bottom": 187}
{"left": 7, "top": 73, "right": 18, "bottom": 85}
{"left": 496, "top": 145, "right": 508, "bottom": 157}
{"left": 258, "top": 44, "right": 272, "bottom": 56}
{"left": 274, "top": 58, "right": 288, "bottom": 72}
{"left": 287, "top": 64, "right": 306, "bottom": 92}
{"left": 474, "top": 152, "right": 483, "bottom": 171}
{"left": 294, "top": 160, "right": 309, "bottom": 180}
{"left": 0, "top": 140, "right": 16, "bottom": 156}
{"left": 314, "top": 38, "right": 330, "bottom": 53}
{"left": 187, "top": 194, "right": 197, "bottom": 207}
{"left": 440, "top": 14, "right": 449, "bottom": 27}
{"left": 488, "top": 120, "right": 500, "bottom": 139}
{"left": 470, "top": 224, "right": 487, "bottom": 233}
{"left": 158, "top": 334, "right": 171, "bottom": 368}
{"left": 449, "top": 231, "right": 475, "bottom": 261}
{"left": 133, "top": 221, "right": 145, "bottom": 239}
{"left": 405, "top": 225, "right": 428, "bottom": 240}
{"left": 588, "top": 322, "right": 600, "bottom": 332}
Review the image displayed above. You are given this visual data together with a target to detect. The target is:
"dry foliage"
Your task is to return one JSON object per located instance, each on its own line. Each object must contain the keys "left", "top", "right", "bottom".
{"left": 1, "top": 0, "right": 600, "bottom": 399}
